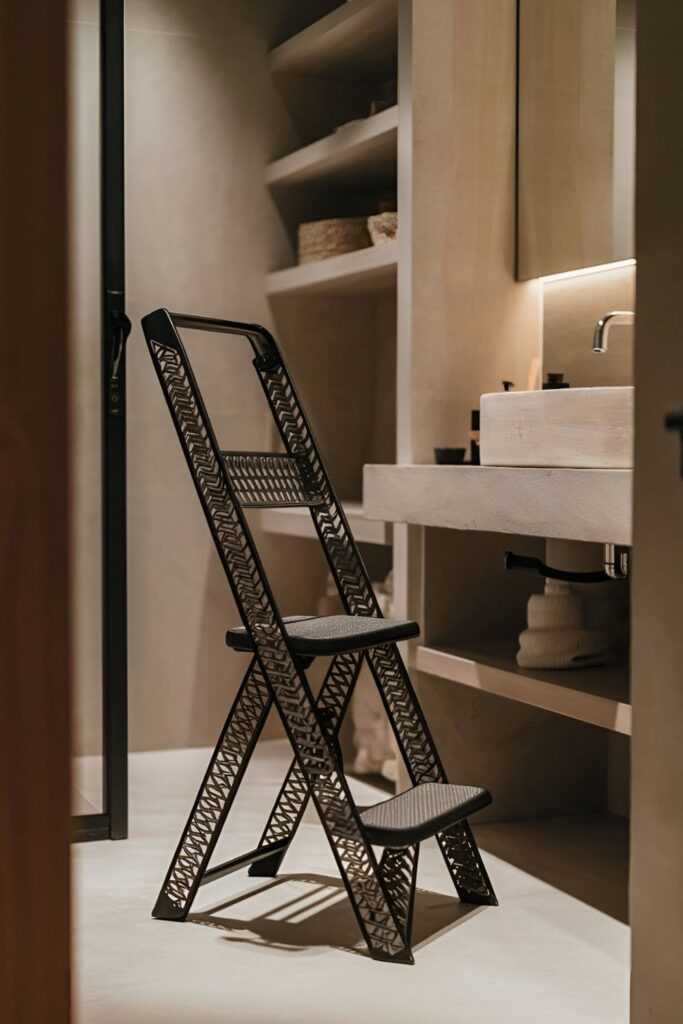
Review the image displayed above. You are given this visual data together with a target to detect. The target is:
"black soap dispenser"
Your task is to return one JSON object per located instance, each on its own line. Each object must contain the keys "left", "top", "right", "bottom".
{"left": 470, "top": 409, "right": 480, "bottom": 465}
{"left": 542, "top": 372, "right": 570, "bottom": 390}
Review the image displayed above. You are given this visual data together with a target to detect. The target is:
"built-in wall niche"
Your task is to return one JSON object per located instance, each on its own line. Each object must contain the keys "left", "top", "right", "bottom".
{"left": 264, "top": 155, "right": 397, "bottom": 268}
{"left": 542, "top": 262, "right": 636, "bottom": 389}
{"left": 260, "top": 1, "right": 400, "bottom": 554}
{"left": 414, "top": 526, "right": 630, "bottom": 922}
{"left": 268, "top": 0, "right": 398, "bottom": 150}
{"left": 270, "top": 292, "right": 397, "bottom": 504}
{"left": 253, "top": 525, "right": 392, "bottom": 619}
{"left": 420, "top": 528, "right": 545, "bottom": 651}
{"left": 418, "top": 528, "right": 631, "bottom": 738}
{"left": 264, "top": 0, "right": 399, "bottom": 273}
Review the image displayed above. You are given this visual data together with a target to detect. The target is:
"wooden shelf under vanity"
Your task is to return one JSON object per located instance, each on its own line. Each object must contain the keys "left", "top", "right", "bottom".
{"left": 268, "top": 0, "right": 398, "bottom": 81}
{"left": 266, "top": 105, "right": 397, "bottom": 190}
{"left": 266, "top": 240, "right": 397, "bottom": 298}
{"left": 260, "top": 501, "right": 392, "bottom": 546}
{"left": 415, "top": 641, "right": 631, "bottom": 735}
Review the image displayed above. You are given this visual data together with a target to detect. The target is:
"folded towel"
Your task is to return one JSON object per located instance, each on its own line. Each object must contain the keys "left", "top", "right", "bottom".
{"left": 517, "top": 625, "right": 615, "bottom": 669}
{"left": 516, "top": 580, "right": 615, "bottom": 669}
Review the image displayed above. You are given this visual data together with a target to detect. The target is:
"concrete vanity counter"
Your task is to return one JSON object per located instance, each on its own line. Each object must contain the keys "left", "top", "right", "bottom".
{"left": 363, "top": 464, "right": 633, "bottom": 545}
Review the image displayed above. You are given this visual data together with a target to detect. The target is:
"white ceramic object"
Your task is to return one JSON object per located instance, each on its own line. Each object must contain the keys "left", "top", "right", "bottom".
{"left": 479, "top": 386, "right": 634, "bottom": 469}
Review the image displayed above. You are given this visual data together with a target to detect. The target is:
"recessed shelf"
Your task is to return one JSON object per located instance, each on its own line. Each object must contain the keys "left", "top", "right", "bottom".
{"left": 260, "top": 501, "right": 392, "bottom": 546}
{"left": 269, "top": 0, "right": 398, "bottom": 81}
{"left": 363, "top": 464, "right": 633, "bottom": 544}
{"left": 267, "top": 106, "right": 397, "bottom": 189}
{"left": 415, "top": 642, "right": 631, "bottom": 735}
{"left": 266, "top": 240, "right": 397, "bottom": 298}
{"left": 475, "top": 812, "right": 629, "bottom": 923}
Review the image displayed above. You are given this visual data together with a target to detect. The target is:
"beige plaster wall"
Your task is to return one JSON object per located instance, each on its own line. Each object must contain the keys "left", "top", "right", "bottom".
{"left": 69, "top": 0, "right": 397, "bottom": 754}
{"left": 68, "top": 1, "right": 104, "bottom": 762}
{"left": 123, "top": 0, "right": 302, "bottom": 751}
{"left": 542, "top": 263, "right": 635, "bottom": 388}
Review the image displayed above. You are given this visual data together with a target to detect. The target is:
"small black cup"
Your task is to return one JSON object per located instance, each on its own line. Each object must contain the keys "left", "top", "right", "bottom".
{"left": 434, "top": 447, "right": 466, "bottom": 465}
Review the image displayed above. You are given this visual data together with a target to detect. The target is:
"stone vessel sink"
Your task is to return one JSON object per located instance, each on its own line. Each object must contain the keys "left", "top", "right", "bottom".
{"left": 479, "top": 386, "right": 634, "bottom": 469}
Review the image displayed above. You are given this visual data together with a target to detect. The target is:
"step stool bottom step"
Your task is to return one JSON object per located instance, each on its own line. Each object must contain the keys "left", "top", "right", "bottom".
{"left": 359, "top": 782, "right": 492, "bottom": 847}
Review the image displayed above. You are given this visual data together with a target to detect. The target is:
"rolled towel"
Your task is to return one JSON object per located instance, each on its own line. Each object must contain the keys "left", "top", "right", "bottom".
{"left": 526, "top": 580, "right": 584, "bottom": 630}
{"left": 517, "top": 625, "right": 615, "bottom": 669}
{"left": 516, "top": 580, "right": 615, "bottom": 669}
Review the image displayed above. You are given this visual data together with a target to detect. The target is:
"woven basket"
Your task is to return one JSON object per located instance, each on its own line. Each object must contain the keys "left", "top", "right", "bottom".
{"left": 297, "top": 217, "right": 370, "bottom": 264}
{"left": 367, "top": 211, "right": 398, "bottom": 246}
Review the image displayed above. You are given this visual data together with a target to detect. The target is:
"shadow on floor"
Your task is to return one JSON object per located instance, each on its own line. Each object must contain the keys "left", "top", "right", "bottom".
{"left": 474, "top": 813, "right": 629, "bottom": 923}
{"left": 189, "top": 872, "right": 484, "bottom": 958}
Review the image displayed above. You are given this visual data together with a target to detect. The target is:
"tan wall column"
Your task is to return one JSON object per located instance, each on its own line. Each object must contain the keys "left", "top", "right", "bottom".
{"left": 631, "top": 2, "right": 683, "bottom": 1020}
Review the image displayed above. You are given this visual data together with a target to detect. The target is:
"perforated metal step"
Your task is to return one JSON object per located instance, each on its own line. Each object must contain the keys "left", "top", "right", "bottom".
{"left": 226, "top": 614, "right": 420, "bottom": 657}
{"left": 359, "top": 782, "right": 491, "bottom": 847}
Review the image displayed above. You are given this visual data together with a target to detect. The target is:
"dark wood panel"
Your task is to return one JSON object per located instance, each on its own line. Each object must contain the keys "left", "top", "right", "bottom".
{"left": 0, "top": 2, "right": 71, "bottom": 1021}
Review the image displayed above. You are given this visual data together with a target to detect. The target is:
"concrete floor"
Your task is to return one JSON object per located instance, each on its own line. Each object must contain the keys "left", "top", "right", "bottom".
{"left": 73, "top": 741, "right": 629, "bottom": 1023}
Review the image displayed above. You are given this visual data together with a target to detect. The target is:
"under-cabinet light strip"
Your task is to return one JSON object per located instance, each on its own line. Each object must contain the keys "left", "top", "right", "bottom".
{"left": 540, "top": 258, "right": 636, "bottom": 283}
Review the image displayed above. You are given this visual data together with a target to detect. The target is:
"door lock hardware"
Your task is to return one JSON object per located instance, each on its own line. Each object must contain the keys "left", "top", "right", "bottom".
{"left": 664, "top": 407, "right": 683, "bottom": 477}
{"left": 107, "top": 310, "right": 131, "bottom": 415}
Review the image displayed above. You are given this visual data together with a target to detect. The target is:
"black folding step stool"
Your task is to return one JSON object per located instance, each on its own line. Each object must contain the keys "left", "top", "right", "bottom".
{"left": 142, "top": 308, "right": 497, "bottom": 965}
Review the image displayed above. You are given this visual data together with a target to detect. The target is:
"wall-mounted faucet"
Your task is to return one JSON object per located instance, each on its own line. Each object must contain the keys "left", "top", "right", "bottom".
{"left": 592, "top": 310, "right": 635, "bottom": 353}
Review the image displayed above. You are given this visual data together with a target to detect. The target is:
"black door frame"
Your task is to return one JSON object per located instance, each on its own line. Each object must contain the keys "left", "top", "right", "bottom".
{"left": 72, "top": 0, "right": 129, "bottom": 843}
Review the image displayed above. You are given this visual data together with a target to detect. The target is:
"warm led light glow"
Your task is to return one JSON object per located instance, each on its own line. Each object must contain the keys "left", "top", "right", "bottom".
{"left": 540, "top": 258, "right": 636, "bottom": 283}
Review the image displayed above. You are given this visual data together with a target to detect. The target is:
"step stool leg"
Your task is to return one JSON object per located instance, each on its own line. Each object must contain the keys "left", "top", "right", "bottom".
{"left": 437, "top": 821, "right": 498, "bottom": 905}
{"left": 380, "top": 844, "right": 419, "bottom": 954}
{"left": 367, "top": 644, "right": 498, "bottom": 906}
{"left": 366, "top": 643, "right": 444, "bottom": 784}
{"left": 249, "top": 651, "right": 362, "bottom": 878}
{"left": 259, "top": 654, "right": 411, "bottom": 964}
{"left": 152, "top": 658, "right": 271, "bottom": 921}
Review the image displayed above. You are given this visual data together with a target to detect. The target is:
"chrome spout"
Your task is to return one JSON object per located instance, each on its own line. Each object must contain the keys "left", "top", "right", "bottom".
{"left": 593, "top": 311, "right": 635, "bottom": 353}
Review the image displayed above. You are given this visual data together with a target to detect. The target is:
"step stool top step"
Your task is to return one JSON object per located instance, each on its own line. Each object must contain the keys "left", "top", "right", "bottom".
{"left": 226, "top": 614, "right": 419, "bottom": 657}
